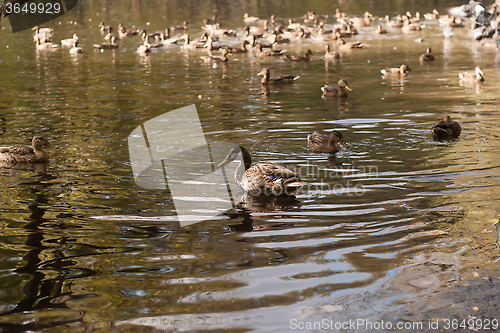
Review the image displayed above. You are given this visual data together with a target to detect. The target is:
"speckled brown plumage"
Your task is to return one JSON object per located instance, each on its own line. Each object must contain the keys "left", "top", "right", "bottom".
{"left": 218, "top": 146, "right": 306, "bottom": 195}
{"left": 0, "top": 135, "right": 51, "bottom": 164}
{"left": 307, "top": 130, "right": 347, "bottom": 154}
{"left": 432, "top": 116, "right": 461, "bottom": 139}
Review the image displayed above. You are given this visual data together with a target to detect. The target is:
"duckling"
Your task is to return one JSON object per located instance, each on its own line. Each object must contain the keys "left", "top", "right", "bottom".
{"left": 201, "top": 49, "right": 229, "bottom": 62}
{"left": 283, "top": 49, "right": 313, "bottom": 61}
{"left": 381, "top": 64, "right": 412, "bottom": 76}
{"left": 0, "top": 135, "right": 52, "bottom": 164}
{"left": 321, "top": 79, "right": 352, "bottom": 98}
{"left": 307, "top": 130, "right": 347, "bottom": 154}
{"left": 69, "top": 41, "right": 83, "bottom": 54}
{"left": 459, "top": 66, "right": 484, "bottom": 83}
{"left": 431, "top": 115, "right": 461, "bottom": 139}
{"left": 419, "top": 47, "right": 435, "bottom": 61}
{"left": 324, "top": 44, "right": 341, "bottom": 60}
{"left": 61, "top": 33, "right": 78, "bottom": 47}
{"left": 337, "top": 38, "right": 363, "bottom": 50}
{"left": 217, "top": 146, "right": 306, "bottom": 196}
{"left": 94, "top": 35, "right": 118, "bottom": 50}
{"left": 257, "top": 68, "right": 299, "bottom": 84}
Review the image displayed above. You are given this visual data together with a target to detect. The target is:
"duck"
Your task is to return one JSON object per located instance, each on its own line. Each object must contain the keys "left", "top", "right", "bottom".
{"left": 324, "top": 44, "right": 340, "bottom": 60}
{"left": 459, "top": 66, "right": 484, "bottom": 83}
{"left": 152, "top": 31, "right": 178, "bottom": 47}
{"left": 172, "top": 21, "right": 188, "bottom": 31}
{"left": 32, "top": 26, "right": 53, "bottom": 43}
{"left": 217, "top": 146, "right": 306, "bottom": 196}
{"left": 35, "top": 36, "right": 57, "bottom": 50}
{"left": 94, "top": 35, "right": 118, "bottom": 50}
{"left": 61, "top": 33, "right": 78, "bottom": 47}
{"left": 375, "top": 24, "right": 388, "bottom": 34}
{"left": 381, "top": 64, "right": 412, "bottom": 76}
{"left": 244, "top": 13, "right": 261, "bottom": 25}
{"left": 181, "top": 34, "right": 208, "bottom": 50}
{"left": 69, "top": 41, "right": 83, "bottom": 54}
{"left": 224, "top": 40, "right": 249, "bottom": 54}
{"left": 431, "top": 115, "right": 461, "bottom": 139}
{"left": 201, "top": 49, "right": 229, "bottom": 62}
{"left": 103, "top": 27, "right": 115, "bottom": 40}
{"left": 137, "top": 38, "right": 152, "bottom": 55}
{"left": 283, "top": 49, "right": 313, "bottom": 61}
{"left": 0, "top": 135, "right": 52, "bottom": 164}
{"left": 337, "top": 38, "right": 363, "bottom": 50}
{"left": 118, "top": 24, "right": 140, "bottom": 38}
{"left": 419, "top": 47, "right": 435, "bottom": 61}
{"left": 99, "top": 22, "right": 111, "bottom": 33}
{"left": 257, "top": 68, "right": 299, "bottom": 85}
{"left": 254, "top": 43, "right": 285, "bottom": 56}
{"left": 321, "top": 79, "right": 352, "bottom": 98}
{"left": 307, "top": 130, "right": 347, "bottom": 154}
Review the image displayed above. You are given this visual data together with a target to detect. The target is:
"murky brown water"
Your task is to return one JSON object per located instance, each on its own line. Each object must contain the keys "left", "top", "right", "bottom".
{"left": 1, "top": 0, "right": 500, "bottom": 331}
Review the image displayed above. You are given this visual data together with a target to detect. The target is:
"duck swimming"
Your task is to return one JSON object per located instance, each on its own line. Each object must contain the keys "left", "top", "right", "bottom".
{"left": 419, "top": 47, "right": 435, "bottom": 61}
{"left": 321, "top": 79, "right": 352, "bottom": 98}
{"left": 431, "top": 116, "right": 461, "bottom": 139}
{"left": 0, "top": 135, "right": 52, "bottom": 164}
{"left": 307, "top": 130, "right": 347, "bottom": 154}
{"left": 257, "top": 68, "right": 299, "bottom": 85}
{"left": 218, "top": 146, "right": 306, "bottom": 195}
{"left": 381, "top": 64, "right": 412, "bottom": 76}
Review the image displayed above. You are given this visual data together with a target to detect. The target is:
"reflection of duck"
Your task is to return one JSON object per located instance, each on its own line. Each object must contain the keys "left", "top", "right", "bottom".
{"left": 321, "top": 79, "right": 351, "bottom": 97}
{"left": 307, "top": 130, "right": 347, "bottom": 153}
{"left": 218, "top": 146, "right": 306, "bottom": 195}
{"left": 258, "top": 68, "right": 299, "bottom": 85}
{"left": 0, "top": 135, "right": 52, "bottom": 164}
{"left": 431, "top": 115, "right": 461, "bottom": 139}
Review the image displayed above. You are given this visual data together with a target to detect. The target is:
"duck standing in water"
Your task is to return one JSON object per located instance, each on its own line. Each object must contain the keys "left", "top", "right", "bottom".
{"left": 218, "top": 146, "right": 306, "bottom": 195}
{"left": 321, "top": 79, "right": 352, "bottom": 98}
{"left": 0, "top": 135, "right": 52, "bottom": 164}
{"left": 307, "top": 130, "right": 347, "bottom": 154}
{"left": 431, "top": 116, "right": 461, "bottom": 139}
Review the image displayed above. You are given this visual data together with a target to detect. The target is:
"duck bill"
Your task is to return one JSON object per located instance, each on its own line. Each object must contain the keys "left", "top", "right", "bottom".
{"left": 340, "top": 139, "right": 348, "bottom": 148}
{"left": 217, "top": 155, "right": 232, "bottom": 168}
{"left": 257, "top": 71, "right": 264, "bottom": 76}
{"left": 345, "top": 86, "right": 352, "bottom": 92}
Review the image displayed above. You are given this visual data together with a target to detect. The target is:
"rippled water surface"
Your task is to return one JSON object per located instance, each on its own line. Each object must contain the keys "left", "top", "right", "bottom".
{"left": 1, "top": 0, "right": 500, "bottom": 331}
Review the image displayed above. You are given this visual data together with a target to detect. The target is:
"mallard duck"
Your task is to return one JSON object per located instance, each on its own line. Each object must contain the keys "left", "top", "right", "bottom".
{"left": 172, "top": 21, "right": 188, "bottom": 31}
{"left": 459, "top": 66, "right": 484, "bottom": 83}
{"left": 307, "top": 130, "right": 347, "bottom": 154}
{"left": 257, "top": 68, "right": 299, "bottom": 84}
{"left": 224, "top": 40, "right": 249, "bottom": 54}
{"left": 0, "top": 135, "right": 51, "bottom": 164}
{"left": 69, "top": 41, "right": 83, "bottom": 54}
{"left": 94, "top": 36, "right": 118, "bottom": 50}
{"left": 352, "top": 12, "right": 373, "bottom": 27}
{"left": 61, "top": 33, "right": 78, "bottom": 47}
{"left": 375, "top": 24, "right": 388, "bottom": 34}
{"left": 32, "top": 26, "right": 53, "bottom": 43}
{"left": 181, "top": 34, "right": 207, "bottom": 49}
{"left": 201, "top": 49, "right": 229, "bottom": 62}
{"left": 431, "top": 115, "right": 461, "bottom": 139}
{"left": 283, "top": 49, "right": 313, "bottom": 61}
{"left": 103, "top": 27, "right": 115, "bottom": 41}
{"left": 324, "top": 44, "right": 341, "bottom": 60}
{"left": 321, "top": 79, "right": 352, "bottom": 98}
{"left": 137, "top": 38, "right": 152, "bottom": 55}
{"left": 217, "top": 146, "right": 306, "bottom": 195}
{"left": 99, "top": 22, "right": 111, "bottom": 33}
{"left": 244, "top": 13, "right": 261, "bottom": 25}
{"left": 118, "top": 24, "right": 140, "bottom": 38}
{"left": 35, "top": 36, "right": 57, "bottom": 50}
{"left": 254, "top": 43, "right": 285, "bottom": 56}
{"left": 337, "top": 38, "right": 363, "bottom": 50}
{"left": 419, "top": 47, "right": 435, "bottom": 61}
{"left": 381, "top": 64, "right": 412, "bottom": 76}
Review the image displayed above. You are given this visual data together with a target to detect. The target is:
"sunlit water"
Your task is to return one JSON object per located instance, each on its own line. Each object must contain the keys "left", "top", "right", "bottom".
{"left": 1, "top": 0, "right": 500, "bottom": 331}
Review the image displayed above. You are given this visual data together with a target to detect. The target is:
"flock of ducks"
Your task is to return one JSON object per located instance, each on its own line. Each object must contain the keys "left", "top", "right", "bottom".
{"left": 6, "top": 3, "right": 484, "bottom": 195}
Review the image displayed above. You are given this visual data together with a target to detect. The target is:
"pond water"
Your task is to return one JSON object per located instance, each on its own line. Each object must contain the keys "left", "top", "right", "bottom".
{"left": 1, "top": 0, "right": 500, "bottom": 331}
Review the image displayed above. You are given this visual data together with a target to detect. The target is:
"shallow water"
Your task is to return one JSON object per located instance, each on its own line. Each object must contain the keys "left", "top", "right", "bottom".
{"left": 1, "top": 0, "right": 500, "bottom": 331}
